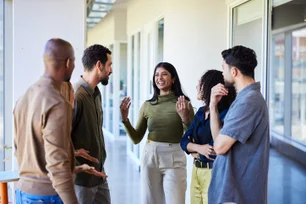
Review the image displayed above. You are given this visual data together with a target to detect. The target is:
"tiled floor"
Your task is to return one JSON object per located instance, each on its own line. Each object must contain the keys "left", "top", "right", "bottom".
{"left": 104, "top": 139, "right": 141, "bottom": 204}
{"left": 104, "top": 137, "right": 306, "bottom": 204}
{"left": 268, "top": 150, "right": 306, "bottom": 204}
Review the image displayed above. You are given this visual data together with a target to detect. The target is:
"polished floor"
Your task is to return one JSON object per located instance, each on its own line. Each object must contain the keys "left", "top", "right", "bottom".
{"left": 104, "top": 137, "right": 306, "bottom": 204}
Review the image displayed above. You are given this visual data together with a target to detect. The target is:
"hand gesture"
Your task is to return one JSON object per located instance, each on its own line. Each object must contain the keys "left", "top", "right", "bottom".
{"left": 74, "top": 164, "right": 108, "bottom": 178}
{"left": 176, "top": 96, "right": 191, "bottom": 124}
{"left": 197, "top": 144, "right": 216, "bottom": 160}
{"left": 120, "top": 97, "right": 131, "bottom": 122}
{"left": 210, "top": 83, "right": 228, "bottom": 108}
{"left": 75, "top": 148, "right": 99, "bottom": 164}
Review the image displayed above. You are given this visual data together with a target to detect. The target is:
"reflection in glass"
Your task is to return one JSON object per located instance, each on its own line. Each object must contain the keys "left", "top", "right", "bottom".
{"left": 0, "top": 0, "right": 3, "bottom": 170}
{"left": 291, "top": 28, "right": 306, "bottom": 144}
{"left": 108, "top": 45, "right": 114, "bottom": 133}
{"left": 137, "top": 32, "right": 141, "bottom": 111}
{"left": 157, "top": 18, "right": 164, "bottom": 62}
{"left": 270, "top": 34, "right": 285, "bottom": 134}
{"left": 131, "top": 36, "right": 135, "bottom": 150}
{"left": 119, "top": 43, "right": 128, "bottom": 136}
{"left": 131, "top": 36, "right": 135, "bottom": 126}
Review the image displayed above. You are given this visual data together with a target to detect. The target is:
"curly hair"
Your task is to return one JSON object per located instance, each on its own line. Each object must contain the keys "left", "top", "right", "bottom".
{"left": 198, "top": 70, "right": 236, "bottom": 111}
{"left": 147, "top": 62, "right": 190, "bottom": 104}
{"left": 221, "top": 45, "right": 257, "bottom": 79}
{"left": 82, "top": 44, "right": 112, "bottom": 71}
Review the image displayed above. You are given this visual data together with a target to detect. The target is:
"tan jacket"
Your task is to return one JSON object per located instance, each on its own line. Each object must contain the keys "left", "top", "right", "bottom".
{"left": 60, "top": 81, "right": 74, "bottom": 108}
{"left": 14, "top": 77, "right": 77, "bottom": 203}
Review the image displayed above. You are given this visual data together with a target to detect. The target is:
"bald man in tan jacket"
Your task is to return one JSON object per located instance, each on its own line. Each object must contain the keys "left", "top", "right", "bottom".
{"left": 14, "top": 38, "right": 78, "bottom": 204}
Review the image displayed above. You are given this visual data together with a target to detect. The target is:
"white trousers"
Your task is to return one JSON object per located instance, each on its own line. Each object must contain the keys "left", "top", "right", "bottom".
{"left": 141, "top": 141, "right": 187, "bottom": 204}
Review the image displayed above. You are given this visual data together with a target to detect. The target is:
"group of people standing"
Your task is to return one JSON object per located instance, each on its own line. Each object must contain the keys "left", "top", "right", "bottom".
{"left": 120, "top": 45, "right": 269, "bottom": 204}
{"left": 13, "top": 37, "right": 269, "bottom": 204}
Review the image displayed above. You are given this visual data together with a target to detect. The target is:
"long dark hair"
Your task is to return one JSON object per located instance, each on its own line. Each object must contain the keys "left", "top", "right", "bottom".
{"left": 198, "top": 70, "right": 236, "bottom": 111}
{"left": 147, "top": 62, "right": 190, "bottom": 104}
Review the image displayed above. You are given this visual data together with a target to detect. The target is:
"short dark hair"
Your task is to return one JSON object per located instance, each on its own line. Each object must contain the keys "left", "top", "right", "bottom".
{"left": 221, "top": 45, "right": 257, "bottom": 79}
{"left": 147, "top": 62, "right": 190, "bottom": 104}
{"left": 198, "top": 70, "right": 236, "bottom": 111}
{"left": 82, "top": 44, "right": 111, "bottom": 71}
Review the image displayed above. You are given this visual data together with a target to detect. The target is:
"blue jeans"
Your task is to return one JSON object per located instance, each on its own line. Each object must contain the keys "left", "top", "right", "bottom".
{"left": 15, "top": 189, "right": 63, "bottom": 204}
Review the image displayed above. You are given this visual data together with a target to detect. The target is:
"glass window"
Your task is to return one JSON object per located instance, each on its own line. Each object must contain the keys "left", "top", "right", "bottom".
{"left": 137, "top": 32, "right": 141, "bottom": 109}
{"left": 108, "top": 44, "right": 114, "bottom": 133}
{"left": 270, "top": 34, "right": 285, "bottom": 134}
{"left": 0, "top": 0, "right": 4, "bottom": 171}
{"left": 291, "top": 27, "right": 306, "bottom": 143}
{"left": 157, "top": 18, "right": 164, "bottom": 63}
{"left": 130, "top": 36, "right": 135, "bottom": 150}
{"left": 131, "top": 36, "right": 135, "bottom": 125}
{"left": 270, "top": 0, "right": 306, "bottom": 145}
{"left": 119, "top": 43, "right": 127, "bottom": 136}
{"left": 232, "top": 0, "right": 263, "bottom": 81}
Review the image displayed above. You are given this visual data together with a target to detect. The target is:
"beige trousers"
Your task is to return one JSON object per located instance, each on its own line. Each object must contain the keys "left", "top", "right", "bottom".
{"left": 141, "top": 141, "right": 187, "bottom": 204}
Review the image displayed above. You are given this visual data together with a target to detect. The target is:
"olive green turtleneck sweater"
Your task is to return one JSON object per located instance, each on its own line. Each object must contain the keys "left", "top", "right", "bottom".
{"left": 123, "top": 93, "right": 194, "bottom": 144}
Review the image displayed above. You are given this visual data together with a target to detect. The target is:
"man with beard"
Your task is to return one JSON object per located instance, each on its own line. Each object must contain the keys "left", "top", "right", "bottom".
{"left": 71, "top": 44, "right": 112, "bottom": 204}
{"left": 208, "top": 45, "right": 269, "bottom": 204}
{"left": 14, "top": 38, "right": 78, "bottom": 203}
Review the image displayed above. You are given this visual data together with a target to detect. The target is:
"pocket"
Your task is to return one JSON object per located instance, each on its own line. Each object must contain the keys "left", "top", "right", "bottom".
{"left": 173, "top": 150, "right": 187, "bottom": 168}
{"left": 141, "top": 146, "right": 155, "bottom": 167}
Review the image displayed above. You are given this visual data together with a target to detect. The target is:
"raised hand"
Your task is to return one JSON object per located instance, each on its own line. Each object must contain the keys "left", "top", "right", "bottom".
{"left": 74, "top": 164, "right": 108, "bottom": 178}
{"left": 210, "top": 83, "right": 228, "bottom": 108}
{"left": 120, "top": 97, "right": 131, "bottom": 122}
{"left": 75, "top": 148, "right": 99, "bottom": 164}
{"left": 176, "top": 96, "right": 191, "bottom": 124}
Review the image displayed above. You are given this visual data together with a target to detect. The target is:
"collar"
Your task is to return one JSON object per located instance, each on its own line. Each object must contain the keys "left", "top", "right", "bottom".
{"left": 237, "top": 82, "right": 261, "bottom": 99}
{"left": 77, "top": 75, "right": 95, "bottom": 95}
{"left": 40, "top": 76, "right": 61, "bottom": 91}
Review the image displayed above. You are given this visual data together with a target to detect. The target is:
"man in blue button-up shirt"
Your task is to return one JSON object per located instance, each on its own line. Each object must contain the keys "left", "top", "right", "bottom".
{"left": 209, "top": 46, "right": 270, "bottom": 204}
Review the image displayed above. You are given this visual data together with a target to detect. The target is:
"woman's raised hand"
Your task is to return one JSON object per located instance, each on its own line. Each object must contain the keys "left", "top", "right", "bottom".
{"left": 176, "top": 96, "right": 191, "bottom": 124}
{"left": 120, "top": 97, "right": 131, "bottom": 122}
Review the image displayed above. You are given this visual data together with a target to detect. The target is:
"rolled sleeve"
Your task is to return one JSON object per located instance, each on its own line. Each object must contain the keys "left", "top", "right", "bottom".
{"left": 180, "top": 134, "right": 192, "bottom": 154}
{"left": 220, "top": 103, "right": 261, "bottom": 144}
{"left": 182, "top": 105, "right": 195, "bottom": 131}
{"left": 42, "top": 102, "right": 77, "bottom": 203}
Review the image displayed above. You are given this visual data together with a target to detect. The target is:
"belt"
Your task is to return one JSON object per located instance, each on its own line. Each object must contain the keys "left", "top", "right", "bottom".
{"left": 194, "top": 159, "right": 213, "bottom": 169}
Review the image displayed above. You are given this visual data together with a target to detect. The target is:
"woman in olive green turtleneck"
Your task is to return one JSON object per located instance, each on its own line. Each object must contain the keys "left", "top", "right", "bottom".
{"left": 120, "top": 62, "right": 194, "bottom": 204}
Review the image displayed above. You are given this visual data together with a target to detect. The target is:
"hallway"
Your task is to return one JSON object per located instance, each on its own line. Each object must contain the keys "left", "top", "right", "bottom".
{"left": 104, "top": 137, "right": 306, "bottom": 204}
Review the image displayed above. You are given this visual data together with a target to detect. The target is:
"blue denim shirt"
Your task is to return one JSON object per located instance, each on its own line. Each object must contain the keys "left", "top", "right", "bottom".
{"left": 208, "top": 82, "right": 270, "bottom": 204}
{"left": 180, "top": 107, "right": 228, "bottom": 163}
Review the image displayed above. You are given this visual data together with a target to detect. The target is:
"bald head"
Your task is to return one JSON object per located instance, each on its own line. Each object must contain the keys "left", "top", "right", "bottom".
{"left": 43, "top": 38, "right": 75, "bottom": 82}
{"left": 43, "top": 38, "right": 74, "bottom": 67}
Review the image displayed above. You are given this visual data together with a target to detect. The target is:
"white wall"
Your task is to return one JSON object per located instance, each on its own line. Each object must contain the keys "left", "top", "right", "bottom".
{"left": 87, "top": 14, "right": 115, "bottom": 46}
{"left": 164, "top": 0, "right": 228, "bottom": 108}
{"left": 13, "top": 0, "right": 86, "bottom": 104}
{"left": 12, "top": 0, "right": 86, "bottom": 170}
{"left": 127, "top": 0, "right": 227, "bottom": 106}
